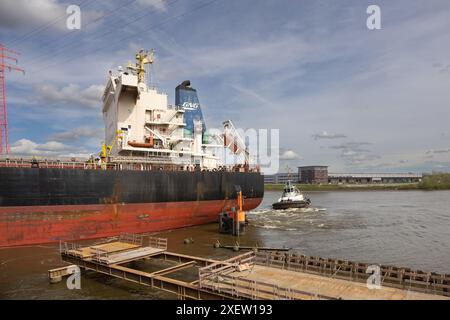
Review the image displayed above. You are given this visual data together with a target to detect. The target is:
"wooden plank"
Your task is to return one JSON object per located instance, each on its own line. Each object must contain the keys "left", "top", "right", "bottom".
{"left": 156, "top": 252, "right": 219, "bottom": 266}
{"left": 91, "top": 241, "right": 140, "bottom": 253}
{"left": 112, "top": 264, "right": 151, "bottom": 277}
{"left": 153, "top": 261, "right": 197, "bottom": 276}
{"left": 100, "top": 247, "right": 165, "bottom": 265}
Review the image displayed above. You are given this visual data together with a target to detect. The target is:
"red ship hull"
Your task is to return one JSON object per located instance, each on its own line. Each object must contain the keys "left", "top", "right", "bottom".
{"left": 0, "top": 198, "right": 262, "bottom": 248}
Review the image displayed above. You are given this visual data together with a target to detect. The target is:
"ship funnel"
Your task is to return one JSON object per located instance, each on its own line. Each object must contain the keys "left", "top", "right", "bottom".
{"left": 175, "top": 80, "right": 206, "bottom": 136}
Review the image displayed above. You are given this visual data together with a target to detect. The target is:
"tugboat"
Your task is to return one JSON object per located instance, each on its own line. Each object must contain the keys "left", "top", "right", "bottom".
{"left": 272, "top": 181, "right": 311, "bottom": 210}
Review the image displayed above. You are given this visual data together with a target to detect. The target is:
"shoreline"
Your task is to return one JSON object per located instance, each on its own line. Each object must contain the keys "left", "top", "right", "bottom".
{"left": 264, "top": 183, "right": 427, "bottom": 192}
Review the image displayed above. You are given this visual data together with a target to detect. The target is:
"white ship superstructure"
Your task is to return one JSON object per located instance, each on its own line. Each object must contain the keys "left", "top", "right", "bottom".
{"left": 101, "top": 50, "right": 219, "bottom": 169}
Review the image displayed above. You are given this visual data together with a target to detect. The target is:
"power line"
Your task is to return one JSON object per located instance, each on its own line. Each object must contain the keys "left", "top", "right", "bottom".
{"left": 32, "top": 0, "right": 220, "bottom": 74}
{"left": 24, "top": 0, "right": 139, "bottom": 63}
{"left": 27, "top": 0, "right": 181, "bottom": 66}
{"left": 6, "top": 0, "right": 95, "bottom": 47}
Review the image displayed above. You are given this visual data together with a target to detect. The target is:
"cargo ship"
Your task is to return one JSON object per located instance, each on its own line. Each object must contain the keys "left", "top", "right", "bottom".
{"left": 0, "top": 50, "right": 264, "bottom": 247}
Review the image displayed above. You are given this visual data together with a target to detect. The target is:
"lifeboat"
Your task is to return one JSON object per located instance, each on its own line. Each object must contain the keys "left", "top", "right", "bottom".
{"left": 128, "top": 137, "right": 154, "bottom": 148}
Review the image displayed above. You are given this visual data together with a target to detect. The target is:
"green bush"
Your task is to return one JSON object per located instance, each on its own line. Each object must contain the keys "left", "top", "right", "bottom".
{"left": 419, "top": 173, "right": 450, "bottom": 190}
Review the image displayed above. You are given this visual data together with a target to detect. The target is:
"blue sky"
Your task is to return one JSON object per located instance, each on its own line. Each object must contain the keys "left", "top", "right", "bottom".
{"left": 1, "top": 0, "right": 450, "bottom": 173}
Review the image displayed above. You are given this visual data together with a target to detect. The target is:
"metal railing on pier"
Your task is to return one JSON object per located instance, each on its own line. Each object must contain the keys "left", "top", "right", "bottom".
{"left": 254, "top": 251, "right": 450, "bottom": 297}
{"left": 198, "top": 251, "right": 335, "bottom": 300}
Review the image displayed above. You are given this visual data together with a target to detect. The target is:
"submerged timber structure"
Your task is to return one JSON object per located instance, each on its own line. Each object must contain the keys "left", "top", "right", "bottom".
{"left": 53, "top": 236, "right": 450, "bottom": 300}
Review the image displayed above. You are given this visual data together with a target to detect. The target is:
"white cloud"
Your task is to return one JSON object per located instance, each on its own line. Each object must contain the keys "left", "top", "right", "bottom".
{"left": 154, "top": 34, "right": 312, "bottom": 81}
{"left": 36, "top": 83, "right": 103, "bottom": 109}
{"left": 330, "top": 142, "right": 371, "bottom": 152}
{"left": 328, "top": 141, "right": 381, "bottom": 167}
{"left": 10, "top": 138, "right": 68, "bottom": 156}
{"left": 137, "top": 0, "right": 167, "bottom": 11}
{"left": 0, "top": 0, "right": 65, "bottom": 30}
{"left": 0, "top": 0, "right": 104, "bottom": 32}
{"left": 312, "top": 131, "right": 347, "bottom": 140}
{"left": 280, "top": 149, "right": 301, "bottom": 160}
{"left": 426, "top": 148, "right": 450, "bottom": 155}
{"left": 51, "top": 126, "right": 104, "bottom": 142}
{"left": 9, "top": 138, "right": 94, "bottom": 159}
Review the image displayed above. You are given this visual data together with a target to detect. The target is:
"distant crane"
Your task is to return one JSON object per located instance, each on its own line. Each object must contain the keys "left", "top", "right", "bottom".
{"left": 0, "top": 43, "right": 25, "bottom": 154}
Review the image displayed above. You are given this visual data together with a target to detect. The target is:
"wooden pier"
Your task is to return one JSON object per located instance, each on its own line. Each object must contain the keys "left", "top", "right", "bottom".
{"left": 55, "top": 235, "right": 450, "bottom": 300}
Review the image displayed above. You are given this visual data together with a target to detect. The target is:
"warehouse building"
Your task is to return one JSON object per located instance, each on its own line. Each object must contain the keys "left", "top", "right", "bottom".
{"left": 265, "top": 166, "right": 423, "bottom": 185}
{"left": 264, "top": 172, "right": 299, "bottom": 184}
{"left": 298, "top": 166, "right": 329, "bottom": 184}
{"left": 328, "top": 173, "right": 422, "bottom": 184}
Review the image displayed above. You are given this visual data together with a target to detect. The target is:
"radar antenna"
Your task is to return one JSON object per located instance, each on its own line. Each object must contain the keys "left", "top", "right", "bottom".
{"left": 127, "top": 49, "right": 154, "bottom": 84}
{"left": 286, "top": 165, "right": 292, "bottom": 180}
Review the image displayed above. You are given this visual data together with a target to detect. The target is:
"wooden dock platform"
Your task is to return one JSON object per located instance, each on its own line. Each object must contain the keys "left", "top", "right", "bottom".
{"left": 57, "top": 235, "right": 450, "bottom": 300}
{"left": 202, "top": 264, "right": 446, "bottom": 300}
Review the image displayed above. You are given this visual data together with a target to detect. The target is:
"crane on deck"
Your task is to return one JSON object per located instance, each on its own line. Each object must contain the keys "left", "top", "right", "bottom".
{"left": 99, "top": 130, "right": 123, "bottom": 164}
{"left": 220, "top": 120, "right": 251, "bottom": 166}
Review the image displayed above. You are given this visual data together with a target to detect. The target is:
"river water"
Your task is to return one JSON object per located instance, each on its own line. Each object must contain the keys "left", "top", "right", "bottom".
{"left": 1, "top": 190, "right": 449, "bottom": 299}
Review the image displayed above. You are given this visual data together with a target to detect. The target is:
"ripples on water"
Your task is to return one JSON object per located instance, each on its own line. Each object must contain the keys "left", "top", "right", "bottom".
{"left": 248, "top": 207, "right": 328, "bottom": 231}
{"left": 247, "top": 191, "right": 450, "bottom": 273}
{"left": 1, "top": 190, "right": 449, "bottom": 299}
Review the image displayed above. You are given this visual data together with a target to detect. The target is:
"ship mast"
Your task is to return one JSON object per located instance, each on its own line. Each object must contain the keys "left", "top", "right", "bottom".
{"left": 127, "top": 49, "right": 154, "bottom": 84}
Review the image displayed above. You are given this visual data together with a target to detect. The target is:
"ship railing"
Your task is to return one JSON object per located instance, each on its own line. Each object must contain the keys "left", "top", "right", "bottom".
{"left": 0, "top": 158, "right": 261, "bottom": 173}
{"left": 0, "top": 159, "right": 106, "bottom": 170}
{"left": 0, "top": 158, "right": 129, "bottom": 171}
{"left": 118, "top": 233, "right": 144, "bottom": 246}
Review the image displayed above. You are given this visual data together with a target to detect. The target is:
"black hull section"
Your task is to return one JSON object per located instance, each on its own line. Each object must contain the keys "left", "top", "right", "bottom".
{"left": 272, "top": 200, "right": 311, "bottom": 210}
{"left": 0, "top": 168, "right": 264, "bottom": 207}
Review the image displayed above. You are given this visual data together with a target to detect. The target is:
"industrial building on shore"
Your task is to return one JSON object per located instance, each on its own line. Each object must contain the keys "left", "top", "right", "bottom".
{"left": 264, "top": 166, "right": 423, "bottom": 184}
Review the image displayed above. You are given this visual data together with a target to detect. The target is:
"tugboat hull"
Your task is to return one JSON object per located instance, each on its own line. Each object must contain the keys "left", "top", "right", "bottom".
{"left": 272, "top": 200, "right": 311, "bottom": 210}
